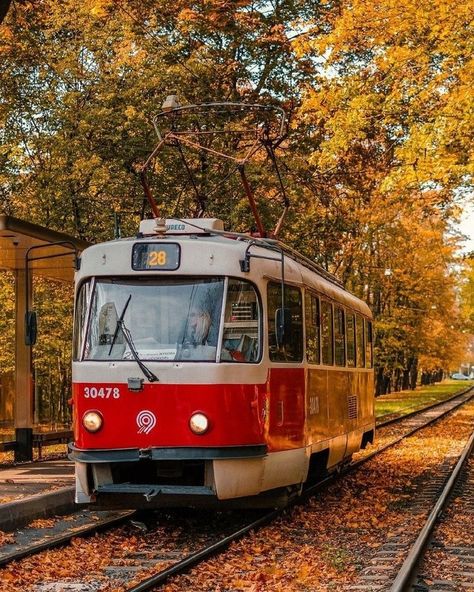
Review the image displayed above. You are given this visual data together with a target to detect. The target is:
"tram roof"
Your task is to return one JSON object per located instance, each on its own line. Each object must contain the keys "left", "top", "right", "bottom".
{"left": 81, "top": 231, "right": 372, "bottom": 317}
{"left": 0, "top": 214, "right": 90, "bottom": 281}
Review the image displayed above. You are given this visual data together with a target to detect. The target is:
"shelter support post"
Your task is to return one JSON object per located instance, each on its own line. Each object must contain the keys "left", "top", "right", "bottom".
{"left": 14, "top": 268, "right": 33, "bottom": 462}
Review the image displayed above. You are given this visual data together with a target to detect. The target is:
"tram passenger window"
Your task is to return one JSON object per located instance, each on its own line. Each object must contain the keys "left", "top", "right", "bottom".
{"left": 321, "top": 300, "right": 333, "bottom": 365}
{"left": 346, "top": 312, "right": 356, "bottom": 367}
{"left": 334, "top": 306, "right": 345, "bottom": 367}
{"left": 365, "top": 320, "right": 373, "bottom": 368}
{"left": 305, "top": 293, "right": 320, "bottom": 364}
{"left": 268, "top": 282, "right": 303, "bottom": 362}
{"left": 220, "top": 279, "right": 260, "bottom": 363}
{"left": 356, "top": 315, "right": 365, "bottom": 368}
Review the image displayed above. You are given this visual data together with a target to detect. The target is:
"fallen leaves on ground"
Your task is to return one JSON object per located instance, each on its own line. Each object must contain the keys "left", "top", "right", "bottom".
{"left": 164, "top": 402, "right": 474, "bottom": 592}
{"left": 0, "top": 531, "right": 15, "bottom": 547}
{"left": 27, "top": 518, "right": 56, "bottom": 529}
{"left": 0, "top": 403, "right": 473, "bottom": 591}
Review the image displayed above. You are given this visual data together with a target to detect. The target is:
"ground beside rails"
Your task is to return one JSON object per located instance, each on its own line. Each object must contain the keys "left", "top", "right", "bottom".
{"left": 0, "top": 387, "right": 472, "bottom": 591}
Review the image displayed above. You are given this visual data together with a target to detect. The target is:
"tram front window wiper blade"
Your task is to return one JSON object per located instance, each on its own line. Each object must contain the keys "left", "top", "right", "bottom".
{"left": 108, "top": 294, "right": 132, "bottom": 356}
{"left": 119, "top": 319, "right": 159, "bottom": 383}
{"left": 108, "top": 294, "right": 158, "bottom": 383}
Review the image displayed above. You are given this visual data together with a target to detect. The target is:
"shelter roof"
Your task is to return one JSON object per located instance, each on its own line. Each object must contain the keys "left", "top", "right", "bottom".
{"left": 0, "top": 214, "right": 90, "bottom": 281}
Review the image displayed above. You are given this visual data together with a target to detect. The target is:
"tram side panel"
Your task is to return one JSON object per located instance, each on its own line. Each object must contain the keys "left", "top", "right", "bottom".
{"left": 266, "top": 368, "right": 305, "bottom": 452}
{"left": 263, "top": 275, "right": 375, "bottom": 483}
{"left": 306, "top": 368, "right": 330, "bottom": 452}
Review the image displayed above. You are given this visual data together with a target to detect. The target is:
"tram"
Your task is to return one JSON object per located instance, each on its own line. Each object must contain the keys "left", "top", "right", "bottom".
{"left": 70, "top": 217, "right": 374, "bottom": 508}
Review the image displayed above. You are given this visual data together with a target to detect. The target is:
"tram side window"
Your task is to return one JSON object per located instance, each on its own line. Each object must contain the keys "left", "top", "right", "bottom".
{"left": 304, "top": 293, "right": 321, "bottom": 364}
{"left": 268, "top": 282, "right": 303, "bottom": 362}
{"left": 334, "top": 306, "right": 345, "bottom": 366}
{"left": 346, "top": 312, "right": 356, "bottom": 367}
{"left": 365, "top": 319, "right": 373, "bottom": 368}
{"left": 73, "top": 281, "right": 91, "bottom": 361}
{"left": 321, "top": 300, "right": 334, "bottom": 365}
{"left": 356, "top": 314, "right": 365, "bottom": 368}
{"left": 220, "top": 279, "right": 260, "bottom": 363}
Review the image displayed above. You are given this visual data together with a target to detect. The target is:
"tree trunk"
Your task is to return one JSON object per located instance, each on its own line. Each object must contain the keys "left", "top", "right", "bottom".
{"left": 409, "top": 358, "right": 418, "bottom": 390}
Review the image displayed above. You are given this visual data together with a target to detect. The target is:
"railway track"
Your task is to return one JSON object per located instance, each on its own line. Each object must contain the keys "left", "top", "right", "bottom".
{"left": 347, "top": 398, "right": 474, "bottom": 592}
{"left": 415, "top": 455, "right": 474, "bottom": 592}
{"left": 390, "top": 425, "right": 474, "bottom": 592}
{"left": 0, "top": 509, "right": 134, "bottom": 569}
{"left": 1, "top": 386, "right": 472, "bottom": 592}
{"left": 357, "top": 385, "right": 474, "bottom": 465}
{"left": 376, "top": 384, "right": 473, "bottom": 428}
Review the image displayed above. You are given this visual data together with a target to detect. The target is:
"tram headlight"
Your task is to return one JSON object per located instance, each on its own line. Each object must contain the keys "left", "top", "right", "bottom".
{"left": 189, "top": 412, "right": 209, "bottom": 435}
{"left": 82, "top": 411, "right": 103, "bottom": 433}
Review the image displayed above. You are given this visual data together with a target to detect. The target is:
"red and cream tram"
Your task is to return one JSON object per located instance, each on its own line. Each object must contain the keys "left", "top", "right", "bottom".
{"left": 71, "top": 218, "right": 374, "bottom": 508}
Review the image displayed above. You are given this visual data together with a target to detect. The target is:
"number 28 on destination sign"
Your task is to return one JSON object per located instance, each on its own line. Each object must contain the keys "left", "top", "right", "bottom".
{"left": 148, "top": 250, "right": 167, "bottom": 266}
{"left": 132, "top": 243, "right": 181, "bottom": 271}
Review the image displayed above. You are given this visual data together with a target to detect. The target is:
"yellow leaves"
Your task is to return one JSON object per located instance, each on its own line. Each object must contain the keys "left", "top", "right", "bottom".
{"left": 1, "top": 571, "right": 16, "bottom": 581}
{"left": 124, "top": 105, "right": 137, "bottom": 120}
{"left": 0, "top": 24, "right": 14, "bottom": 41}
{"left": 28, "top": 518, "right": 56, "bottom": 529}
{"left": 73, "top": 154, "right": 101, "bottom": 179}
{"left": 88, "top": 0, "right": 113, "bottom": 18}
{"left": 0, "top": 530, "right": 15, "bottom": 546}
{"left": 299, "top": 0, "right": 473, "bottom": 191}
{"left": 259, "top": 24, "right": 287, "bottom": 45}
{"left": 296, "top": 563, "right": 310, "bottom": 581}
{"left": 231, "top": 577, "right": 266, "bottom": 591}
{"left": 295, "top": 4, "right": 470, "bottom": 382}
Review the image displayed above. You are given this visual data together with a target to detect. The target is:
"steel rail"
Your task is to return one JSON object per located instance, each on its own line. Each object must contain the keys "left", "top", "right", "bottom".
{"left": 127, "top": 472, "right": 334, "bottom": 592}
{"left": 376, "top": 384, "right": 474, "bottom": 428}
{"left": 127, "top": 508, "right": 281, "bottom": 592}
{"left": 359, "top": 387, "right": 474, "bottom": 467}
{"left": 389, "top": 422, "right": 474, "bottom": 592}
{"left": 0, "top": 510, "right": 134, "bottom": 568}
{"left": 124, "top": 387, "right": 474, "bottom": 592}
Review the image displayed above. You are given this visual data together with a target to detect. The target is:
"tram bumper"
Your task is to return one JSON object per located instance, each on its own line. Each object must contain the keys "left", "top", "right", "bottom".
{"left": 70, "top": 444, "right": 272, "bottom": 507}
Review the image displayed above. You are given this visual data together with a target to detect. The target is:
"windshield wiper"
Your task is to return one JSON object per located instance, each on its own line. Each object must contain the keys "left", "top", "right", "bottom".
{"left": 119, "top": 320, "right": 159, "bottom": 383}
{"left": 108, "top": 294, "right": 132, "bottom": 356}
{"left": 108, "top": 295, "right": 159, "bottom": 383}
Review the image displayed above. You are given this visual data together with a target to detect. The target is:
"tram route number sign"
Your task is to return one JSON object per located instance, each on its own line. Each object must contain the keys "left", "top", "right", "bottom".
{"left": 132, "top": 243, "right": 181, "bottom": 271}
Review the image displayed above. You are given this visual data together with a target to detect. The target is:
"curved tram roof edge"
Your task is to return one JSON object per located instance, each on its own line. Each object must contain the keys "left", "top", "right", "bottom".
{"left": 80, "top": 224, "right": 372, "bottom": 318}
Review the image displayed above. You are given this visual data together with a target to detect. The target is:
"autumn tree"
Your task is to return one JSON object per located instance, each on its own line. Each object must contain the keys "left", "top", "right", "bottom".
{"left": 0, "top": 0, "right": 472, "bottom": 406}
{"left": 0, "top": 0, "right": 320, "bottom": 239}
{"left": 290, "top": 0, "right": 473, "bottom": 391}
{"left": 33, "top": 277, "right": 74, "bottom": 425}
{"left": 0, "top": 273, "right": 15, "bottom": 425}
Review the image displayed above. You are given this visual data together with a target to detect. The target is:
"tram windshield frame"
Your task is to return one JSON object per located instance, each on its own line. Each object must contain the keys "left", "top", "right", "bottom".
{"left": 73, "top": 276, "right": 262, "bottom": 364}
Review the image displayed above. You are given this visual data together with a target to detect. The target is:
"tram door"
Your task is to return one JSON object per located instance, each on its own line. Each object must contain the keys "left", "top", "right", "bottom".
{"left": 266, "top": 283, "right": 305, "bottom": 450}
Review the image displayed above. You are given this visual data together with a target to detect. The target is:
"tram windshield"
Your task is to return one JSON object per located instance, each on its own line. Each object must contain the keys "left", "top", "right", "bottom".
{"left": 75, "top": 277, "right": 260, "bottom": 363}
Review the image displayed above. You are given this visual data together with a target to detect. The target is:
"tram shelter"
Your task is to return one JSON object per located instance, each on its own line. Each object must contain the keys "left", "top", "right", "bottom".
{"left": 0, "top": 215, "right": 89, "bottom": 461}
